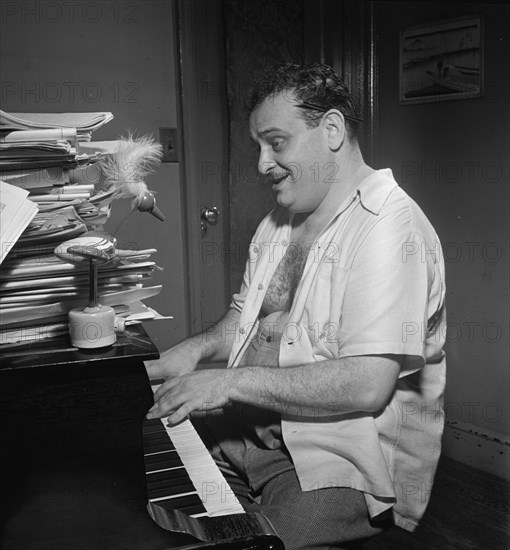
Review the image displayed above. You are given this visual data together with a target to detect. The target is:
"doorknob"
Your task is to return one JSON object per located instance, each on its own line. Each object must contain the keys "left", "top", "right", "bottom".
{"left": 201, "top": 206, "right": 219, "bottom": 225}
{"left": 200, "top": 206, "right": 219, "bottom": 235}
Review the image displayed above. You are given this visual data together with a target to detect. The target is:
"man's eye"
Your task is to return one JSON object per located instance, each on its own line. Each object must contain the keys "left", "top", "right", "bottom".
{"left": 272, "top": 138, "right": 284, "bottom": 151}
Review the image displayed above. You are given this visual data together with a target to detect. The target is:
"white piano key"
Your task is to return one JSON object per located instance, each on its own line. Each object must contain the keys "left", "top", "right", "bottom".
{"left": 149, "top": 490, "right": 198, "bottom": 503}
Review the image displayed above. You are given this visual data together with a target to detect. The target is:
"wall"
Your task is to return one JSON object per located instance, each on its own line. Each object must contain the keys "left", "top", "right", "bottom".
{"left": 0, "top": 0, "right": 187, "bottom": 349}
{"left": 376, "top": 1, "right": 509, "bottom": 478}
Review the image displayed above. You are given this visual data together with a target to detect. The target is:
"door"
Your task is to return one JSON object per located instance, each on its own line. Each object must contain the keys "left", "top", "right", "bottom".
{"left": 174, "top": 0, "right": 230, "bottom": 336}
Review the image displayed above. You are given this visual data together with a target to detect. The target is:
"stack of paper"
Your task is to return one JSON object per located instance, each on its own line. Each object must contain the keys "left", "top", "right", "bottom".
{"left": 0, "top": 166, "right": 68, "bottom": 189}
{"left": 0, "top": 110, "right": 111, "bottom": 184}
{"left": 0, "top": 111, "right": 114, "bottom": 141}
{"left": 0, "top": 181, "right": 38, "bottom": 264}
{"left": 0, "top": 112, "right": 169, "bottom": 346}
{"left": 0, "top": 245, "right": 165, "bottom": 346}
{"left": 0, "top": 111, "right": 115, "bottom": 210}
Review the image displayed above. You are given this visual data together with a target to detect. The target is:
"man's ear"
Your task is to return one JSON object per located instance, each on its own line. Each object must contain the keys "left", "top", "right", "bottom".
{"left": 323, "top": 110, "right": 346, "bottom": 151}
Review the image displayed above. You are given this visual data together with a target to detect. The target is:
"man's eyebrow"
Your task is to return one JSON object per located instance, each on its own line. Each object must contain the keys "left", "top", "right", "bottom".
{"left": 255, "top": 127, "right": 286, "bottom": 139}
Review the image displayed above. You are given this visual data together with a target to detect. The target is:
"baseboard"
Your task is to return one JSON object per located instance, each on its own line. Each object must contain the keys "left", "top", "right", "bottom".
{"left": 441, "top": 421, "right": 510, "bottom": 481}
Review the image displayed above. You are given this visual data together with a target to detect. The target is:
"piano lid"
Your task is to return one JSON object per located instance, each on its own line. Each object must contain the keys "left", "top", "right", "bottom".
{"left": 0, "top": 323, "right": 159, "bottom": 372}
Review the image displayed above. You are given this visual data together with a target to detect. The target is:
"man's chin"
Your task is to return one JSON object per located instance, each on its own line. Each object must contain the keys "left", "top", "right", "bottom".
{"left": 276, "top": 195, "right": 314, "bottom": 215}
{"left": 275, "top": 193, "right": 292, "bottom": 209}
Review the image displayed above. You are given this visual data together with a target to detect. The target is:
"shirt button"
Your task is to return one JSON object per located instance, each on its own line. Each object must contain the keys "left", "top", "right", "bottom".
{"left": 258, "top": 283, "right": 264, "bottom": 290}
{"left": 240, "top": 327, "right": 245, "bottom": 334}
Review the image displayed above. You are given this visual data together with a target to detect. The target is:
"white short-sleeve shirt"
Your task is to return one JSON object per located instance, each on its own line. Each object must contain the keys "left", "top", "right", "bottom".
{"left": 228, "top": 169, "right": 446, "bottom": 531}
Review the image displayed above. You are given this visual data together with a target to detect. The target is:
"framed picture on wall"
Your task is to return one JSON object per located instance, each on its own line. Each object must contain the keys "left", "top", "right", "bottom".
{"left": 399, "top": 16, "right": 483, "bottom": 104}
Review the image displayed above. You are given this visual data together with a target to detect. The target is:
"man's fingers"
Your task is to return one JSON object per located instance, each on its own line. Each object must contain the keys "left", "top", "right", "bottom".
{"left": 153, "top": 376, "right": 180, "bottom": 403}
{"left": 147, "top": 385, "right": 184, "bottom": 419}
{"left": 166, "top": 403, "right": 193, "bottom": 425}
{"left": 147, "top": 370, "right": 229, "bottom": 420}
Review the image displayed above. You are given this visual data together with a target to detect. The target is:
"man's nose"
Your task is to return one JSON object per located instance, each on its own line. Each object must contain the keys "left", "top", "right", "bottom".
{"left": 257, "top": 149, "right": 277, "bottom": 175}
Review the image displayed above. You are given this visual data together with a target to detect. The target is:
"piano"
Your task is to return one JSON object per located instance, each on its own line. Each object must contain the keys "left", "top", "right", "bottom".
{"left": 0, "top": 325, "right": 283, "bottom": 550}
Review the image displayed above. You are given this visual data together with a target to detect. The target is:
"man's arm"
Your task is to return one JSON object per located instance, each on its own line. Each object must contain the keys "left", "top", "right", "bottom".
{"left": 232, "top": 354, "right": 402, "bottom": 415}
{"left": 147, "top": 354, "right": 402, "bottom": 422}
{"left": 145, "top": 307, "right": 241, "bottom": 380}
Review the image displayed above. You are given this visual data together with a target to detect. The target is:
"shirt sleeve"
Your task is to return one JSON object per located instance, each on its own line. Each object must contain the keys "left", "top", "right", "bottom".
{"left": 337, "top": 210, "right": 433, "bottom": 367}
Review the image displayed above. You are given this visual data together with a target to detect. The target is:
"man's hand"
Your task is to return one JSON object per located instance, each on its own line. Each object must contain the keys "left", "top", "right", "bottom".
{"left": 145, "top": 308, "right": 241, "bottom": 381}
{"left": 146, "top": 369, "right": 234, "bottom": 424}
{"left": 145, "top": 340, "right": 202, "bottom": 380}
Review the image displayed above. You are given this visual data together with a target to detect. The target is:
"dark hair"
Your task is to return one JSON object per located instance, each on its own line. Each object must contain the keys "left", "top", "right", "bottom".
{"left": 248, "top": 62, "right": 362, "bottom": 138}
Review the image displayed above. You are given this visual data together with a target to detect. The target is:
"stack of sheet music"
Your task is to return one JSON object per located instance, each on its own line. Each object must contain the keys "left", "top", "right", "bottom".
{"left": 0, "top": 245, "right": 164, "bottom": 346}
{"left": 0, "top": 110, "right": 114, "bottom": 247}
{"left": 0, "top": 111, "right": 112, "bottom": 199}
{"left": 0, "top": 111, "right": 167, "bottom": 347}
{"left": 0, "top": 181, "right": 39, "bottom": 264}
{"left": 0, "top": 111, "right": 114, "bottom": 141}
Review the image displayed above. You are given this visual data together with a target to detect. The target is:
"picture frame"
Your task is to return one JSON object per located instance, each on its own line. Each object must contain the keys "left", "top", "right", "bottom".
{"left": 399, "top": 16, "right": 483, "bottom": 104}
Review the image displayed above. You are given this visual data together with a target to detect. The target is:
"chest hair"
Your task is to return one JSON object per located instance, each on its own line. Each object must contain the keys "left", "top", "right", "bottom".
{"left": 261, "top": 240, "right": 312, "bottom": 314}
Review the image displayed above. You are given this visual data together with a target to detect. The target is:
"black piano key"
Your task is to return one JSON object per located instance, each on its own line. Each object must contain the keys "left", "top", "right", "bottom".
{"left": 147, "top": 477, "right": 195, "bottom": 493}
{"left": 143, "top": 420, "right": 174, "bottom": 439}
{"left": 147, "top": 475, "right": 196, "bottom": 491}
{"left": 145, "top": 462, "right": 183, "bottom": 474}
{"left": 143, "top": 418, "right": 167, "bottom": 431}
{"left": 144, "top": 430, "right": 173, "bottom": 443}
{"left": 143, "top": 424, "right": 170, "bottom": 437}
{"left": 144, "top": 449, "right": 179, "bottom": 462}
{"left": 147, "top": 470, "right": 191, "bottom": 494}
{"left": 148, "top": 482, "right": 197, "bottom": 499}
{"left": 143, "top": 430, "right": 176, "bottom": 450}
{"left": 147, "top": 475, "right": 195, "bottom": 493}
{"left": 146, "top": 468, "right": 196, "bottom": 496}
{"left": 146, "top": 469, "right": 191, "bottom": 485}
{"left": 144, "top": 441, "right": 176, "bottom": 454}
{"left": 144, "top": 452, "right": 183, "bottom": 472}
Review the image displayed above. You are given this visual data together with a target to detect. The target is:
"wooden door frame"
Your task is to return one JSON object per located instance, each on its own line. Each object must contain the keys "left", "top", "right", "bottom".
{"left": 173, "top": 0, "right": 230, "bottom": 336}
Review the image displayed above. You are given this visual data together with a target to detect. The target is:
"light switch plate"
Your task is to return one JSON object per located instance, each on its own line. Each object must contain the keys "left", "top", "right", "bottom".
{"left": 159, "top": 127, "right": 178, "bottom": 162}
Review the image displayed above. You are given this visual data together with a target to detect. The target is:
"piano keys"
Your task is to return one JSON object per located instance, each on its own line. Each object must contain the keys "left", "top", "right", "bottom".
{"left": 0, "top": 325, "right": 283, "bottom": 550}
{"left": 144, "top": 417, "right": 245, "bottom": 517}
{"left": 141, "top": 382, "right": 283, "bottom": 547}
{"left": 143, "top": 417, "right": 283, "bottom": 547}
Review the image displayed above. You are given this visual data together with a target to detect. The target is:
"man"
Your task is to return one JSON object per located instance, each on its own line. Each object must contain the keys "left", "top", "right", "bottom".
{"left": 146, "top": 63, "right": 446, "bottom": 549}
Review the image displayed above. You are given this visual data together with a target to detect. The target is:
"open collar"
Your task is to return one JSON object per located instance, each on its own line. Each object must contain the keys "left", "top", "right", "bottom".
{"left": 356, "top": 168, "right": 398, "bottom": 215}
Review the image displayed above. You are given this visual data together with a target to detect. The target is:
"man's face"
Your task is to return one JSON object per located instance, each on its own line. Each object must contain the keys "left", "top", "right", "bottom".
{"left": 249, "top": 92, "right": 334, "bottom": 213}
